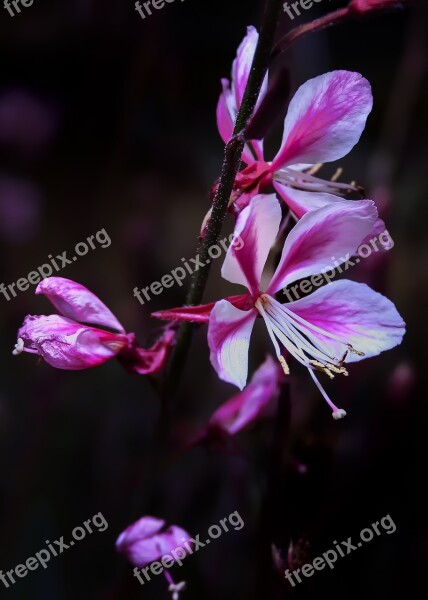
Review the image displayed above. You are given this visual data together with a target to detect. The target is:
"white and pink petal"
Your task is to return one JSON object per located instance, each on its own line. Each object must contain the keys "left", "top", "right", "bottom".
{"left": 36, "top": 277, "right": 124, "bottom": 332}
{"left": 222, "top": 194, "right": 281, "bottom": 295}
{"left": 208, "top": 300, "right": 257, "bottom": 390}
{"left": 286, "top": 280, "right": 406, "bottom": 363}
{"left": 272, "top": 71, "right": 373, "bottom": 169}
{"left": 267, "top": 199, "right": 378, "bottom": 294}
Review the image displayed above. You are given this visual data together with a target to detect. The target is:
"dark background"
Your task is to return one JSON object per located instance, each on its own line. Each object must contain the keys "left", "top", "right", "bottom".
{"left": 0, "top": 0, "right": 427, "bottom": 598}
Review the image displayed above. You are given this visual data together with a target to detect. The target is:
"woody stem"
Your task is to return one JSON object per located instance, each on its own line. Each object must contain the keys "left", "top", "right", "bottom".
{"left": 164, "top": 0, "right": 284, "bottom": 396}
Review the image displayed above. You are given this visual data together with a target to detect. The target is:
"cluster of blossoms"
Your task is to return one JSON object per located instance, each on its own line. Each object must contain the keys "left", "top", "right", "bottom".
{"left": 155, "top": 26, "right": 406, "bottom": 420}
{"left": 13, "top": 24, "right": 405, "bottom": 599}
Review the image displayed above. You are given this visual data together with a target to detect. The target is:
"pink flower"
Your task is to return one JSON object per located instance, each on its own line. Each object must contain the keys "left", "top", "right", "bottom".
{"left": 13, "top": 277, "right": 174, "bottom": 373}
{"left": 217, "top": 28, "right": 374, "bottom": 219}
{"left": 154, "top": 195, "right": 405, "bottom": 418}
{"left": 205, "top": 355, "right": 284, "bottom": 436}
{"left": 116, "top": 516, "right": 190, "bottom": 569}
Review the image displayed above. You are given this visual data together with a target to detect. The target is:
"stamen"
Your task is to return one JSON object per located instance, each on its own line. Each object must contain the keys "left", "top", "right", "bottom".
{"left": 331, "top": 168, "right": 343, "bottom": 182}
{"left": 256, "top": 298, "right": 301, "bottom": 368}
{"left": 279, "top": 355, "right": 290, "bottom": 375}
{"left": 274, "top": 168, "right": 360, "bottom": 196}
{"left": 349, "top": 346, "right": 365, "bottom": 357}
{"left": 164, "top": 571, "right": 186, "bottom": 600}
{"left": 308, "top": 368, "right": 346, "bottom": 420}
{"left": 12, "top": 338, "right": 24, "bottom": 356}
{"left": 256, "top": 294, "right": 350, "bottom": 418}
{"left": 332, "top": 409, "right": 347, "bottom": 420}
{"left": 307, "top": 163, "right": 323, "bottom": 176}
{"left": 168, "top": 582, "right": 186, "bottom": 600}
{"left": 309, "top": 359, "right": 335, "bottom": 379}
{"left": 327, "top": 363, "right": 349, "bottom": 376}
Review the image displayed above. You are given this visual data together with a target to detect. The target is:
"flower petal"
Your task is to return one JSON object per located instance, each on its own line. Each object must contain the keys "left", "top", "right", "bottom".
{"left": 116, "top": 516, "right": 165, "bottom": 550}
{"left": 216, "top": 79, "right": 261, "bottom": 165}
{"left": 216, "top": 26, "right": 266, "bottom": 164}
{"left": 117, "top": 329, "right": 175, "bottom": 375}
{"left": 116, "top": 517, "right": 191, "bottom": 569}
{"left": 273, "top": 180, "right": 346, "bottom": 219}
{"left": 36, "top": 277, "right": 124, "bottom": 332}
{"left": 267, "top": 200, "right": 378, "bottom": 294}
{"left": 233, "top": 26, "right": 259, "bottom": 108}
{"left": 18, "top": 314, "right": 128, "bottom": 370}
{"left": 272, "top": 71, "right": 373, "bottom": 169}
{"left": 222, "top": 194, "right": 281, "bottom": 295}
{"left": 208, "top": 300, "right": 257, "bottom": 390}
{"left": 152, "top": 294, "right": 253, "bottom": 323}
{"left": 285, "top": 280, "right": 405, "bottom": 362}
{"left": 208, "top": 355, "right": 283, "bottom": 435}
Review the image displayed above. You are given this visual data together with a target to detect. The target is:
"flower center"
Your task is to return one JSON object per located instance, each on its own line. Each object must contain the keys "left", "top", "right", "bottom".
{"left": 255, "top": 293, "right": 364, "bottom": 419}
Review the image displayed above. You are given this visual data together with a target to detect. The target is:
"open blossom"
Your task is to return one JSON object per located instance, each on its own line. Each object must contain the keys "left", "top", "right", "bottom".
{"left": 204, "top": 355, "right": 284, "bottom": 437}
{"left": 13, "top": 277, "right": 174, "bottom": 373}
{"left": 154, "top": 195, "right": 405, "bottom": 419}
{"left": 217, "top": 27, "right": 374, "bottom": 219}
{"left": 116, "top": 516, "right": 190, "bottom": 569}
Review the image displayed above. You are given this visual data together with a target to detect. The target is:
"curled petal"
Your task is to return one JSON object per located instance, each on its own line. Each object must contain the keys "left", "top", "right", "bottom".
{"left": 18, "top": 314, "right": 128, "bottom": 370}
{"left": 208, "top": 355, "right": 284, "bottom": 435}
{"left": 117, "top": 329, "right": 175, "bottom": 375}
{"left": 116, "top": 517, "right": 165, "bottom": 550}
{"left": 36, "top": 277, "right": 124, "bottom": 332}
{"left": 272, "top": 71, "right": 373, "bottom": 169}
{"left": 268, "top": 200, "right": 378, "bottom": 294}
{"left": 222, "top": 194, "right": 281, "bottom": 295}
{"left": 208, "top": 300, "right": 257, "bottom": 390}
{"left": 286, "top": 280, "right": 406, "bottom": 363}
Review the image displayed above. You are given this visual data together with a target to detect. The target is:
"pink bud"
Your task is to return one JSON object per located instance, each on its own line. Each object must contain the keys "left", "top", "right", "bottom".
{"left": 116, "top": 516, "right": 191, "bottom": 569}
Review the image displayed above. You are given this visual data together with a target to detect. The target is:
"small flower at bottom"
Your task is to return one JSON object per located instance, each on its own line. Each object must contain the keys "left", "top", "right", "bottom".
{"left": 13, "top": 277, "right": 174, "bottom": 374}
{"left": 116, "top": 516, "right": 190, "bottom": 600}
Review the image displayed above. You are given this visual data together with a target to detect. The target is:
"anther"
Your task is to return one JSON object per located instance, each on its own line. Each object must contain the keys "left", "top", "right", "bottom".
{"left": 279, "top": 355, "right": 290, "bottom": 375}
{"left": 348, "top": 344, "right": 365, "bottom": 357}
{"left": 308, "top": 163, "right": 323, "bottom": 176}
{"left": 309, "top": 360, "right": 334, "bottom": 379}
{"left": 331, "top": 168, "right": 343, "bottom": 182}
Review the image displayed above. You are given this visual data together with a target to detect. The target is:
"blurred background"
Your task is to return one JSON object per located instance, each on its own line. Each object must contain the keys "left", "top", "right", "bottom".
{"left": 0, "top": 0, "right": 427, "bottom": 598}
